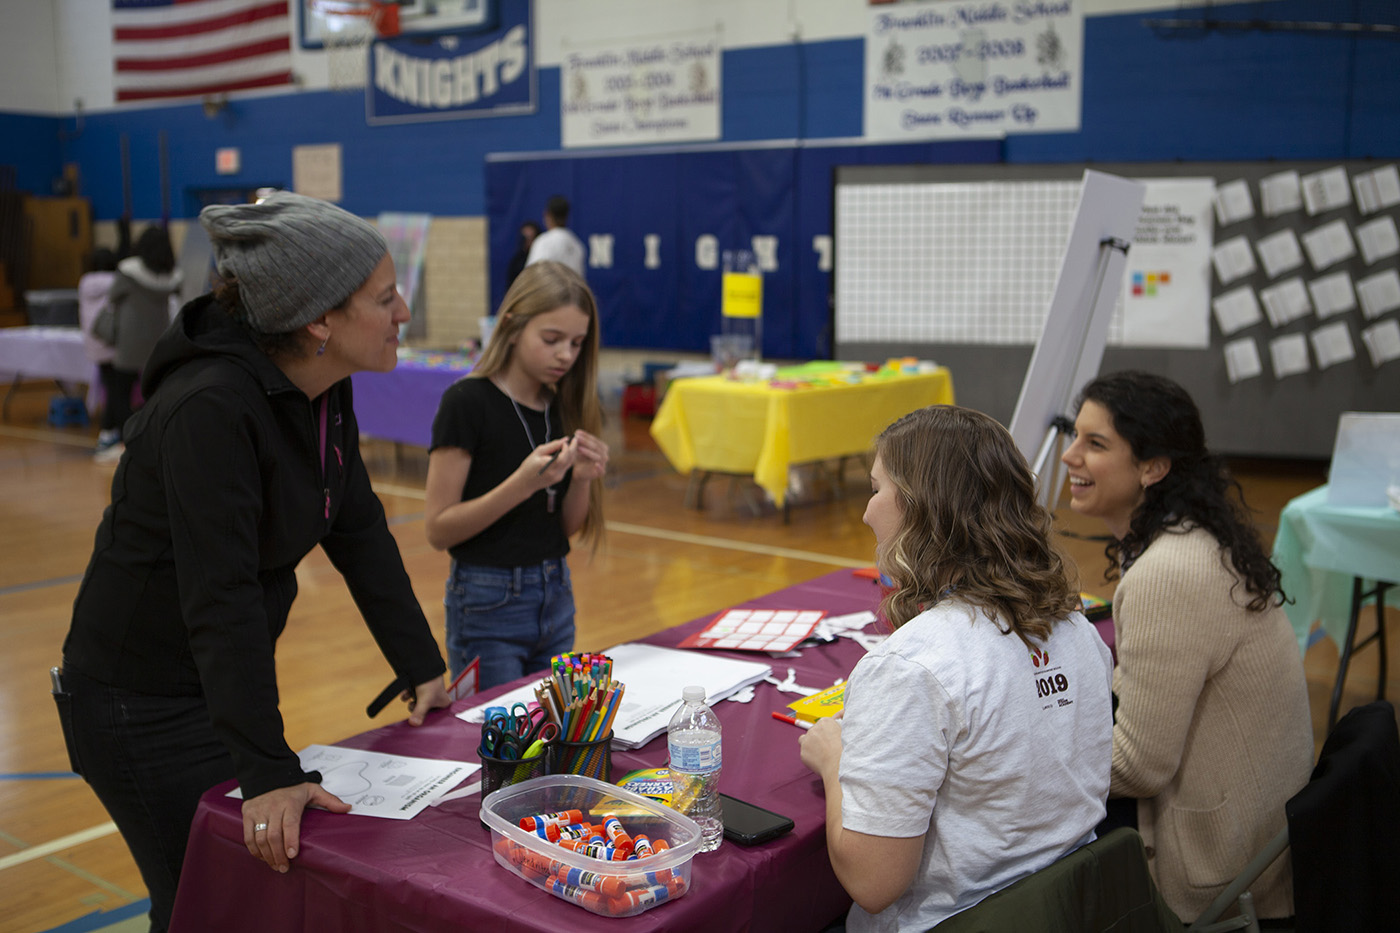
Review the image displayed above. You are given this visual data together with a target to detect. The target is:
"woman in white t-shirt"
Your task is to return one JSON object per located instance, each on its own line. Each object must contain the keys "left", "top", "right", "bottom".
{"left": 799, "top": 405, "right": 1114, "bottom": 932}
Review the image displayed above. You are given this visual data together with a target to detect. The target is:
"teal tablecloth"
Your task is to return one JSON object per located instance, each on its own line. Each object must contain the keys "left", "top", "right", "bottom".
{"left": 1272, "top": 485, "right": 1400, "bottom": 654}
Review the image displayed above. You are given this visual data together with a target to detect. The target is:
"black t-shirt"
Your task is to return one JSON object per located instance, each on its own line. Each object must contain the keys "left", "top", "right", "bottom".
{"left": 429, "top": 376, "right": 572, "bottom": 567}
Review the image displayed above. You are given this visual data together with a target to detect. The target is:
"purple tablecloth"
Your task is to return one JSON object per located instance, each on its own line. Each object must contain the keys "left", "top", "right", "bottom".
{"left": 169, "top": 569, "right": 884, "bottom": 933}
{"left": 351, "top": 350, "right": 473, "bottom": 447}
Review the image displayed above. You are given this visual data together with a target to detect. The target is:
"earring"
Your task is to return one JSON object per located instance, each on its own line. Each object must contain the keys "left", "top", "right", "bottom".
{"left": 316, "top": 334, "right": 329, "bottom": 356}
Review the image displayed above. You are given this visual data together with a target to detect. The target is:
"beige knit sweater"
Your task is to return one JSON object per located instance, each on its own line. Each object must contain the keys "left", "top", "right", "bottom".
{"left": 1110, "top": 525, "right": 1314, "bottom": 921}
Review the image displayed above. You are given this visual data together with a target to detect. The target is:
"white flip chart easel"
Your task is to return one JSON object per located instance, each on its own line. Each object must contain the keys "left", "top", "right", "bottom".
{"left": 1007, "top": 170, "right": 1147, "bottom": 511}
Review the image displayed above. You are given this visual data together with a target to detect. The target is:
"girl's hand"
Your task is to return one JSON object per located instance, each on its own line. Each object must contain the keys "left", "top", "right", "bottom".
{"left": 567, "top": 430, "right": 609, "bottom": 482}
{"left": 519, "top": 436, "right": 573, "bottom": 488}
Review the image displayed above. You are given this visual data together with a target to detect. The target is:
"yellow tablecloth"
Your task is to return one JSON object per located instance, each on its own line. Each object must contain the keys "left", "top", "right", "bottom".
{"left": 650, "top": 368, "right": 954, "bottom": 506}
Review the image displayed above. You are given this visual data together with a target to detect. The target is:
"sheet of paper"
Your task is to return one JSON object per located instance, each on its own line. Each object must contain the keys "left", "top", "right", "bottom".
{"left": 1259, "top": 277, "right": 1312, "bottom": 328}
{"left": 1307, "top": 271, "right": 1357, "bottom": 318}
{"left": 1309, "top": 320, "right": 1356, "bottom": 369}
{"left": 1260, "top": 170, "right": 1302, "bottom": 217}
{"left": 1223, "top": 337, "right": 1262, "bottom": 384}
{"left": 458, "top": 642, "right": 772, "bottom": 749}
{"left": 1211, "top": 235, "right": 1257, "bottom": 285}
{"left": 1356, "top": 215, "right": 1400, "bottom": 265}
{"left": 1211, "top": 285, "right": 1263, "bottom": 335}
{"left": 1300, "top": 166, "right": 1352, "bottom": 216}
{"left": 227, "top": 745, "right": 478, "bottom": 820}
{"left": 1356, "top": 269, "right": 1400, "bottom": 320}
{"left": 677, "top": 608, "right": 825, "bottom": 652}
{"left": 1255, "top": 228, "right": 1304, "bottom": 279}
{"left": 1353, "top": 164, "right": 1400, "bottom": 214}
{"left": 1361, "top": 318, "right": 1400, "bottom": 368}
{"left": 1269, "top": 333, "right": 1311, "bottom": 378}
{"left": 1213, "top": 179, "right": 1254, "bottom": 227}
{"left": 1301, "top": 219, "right": 1357, "bottom": 271}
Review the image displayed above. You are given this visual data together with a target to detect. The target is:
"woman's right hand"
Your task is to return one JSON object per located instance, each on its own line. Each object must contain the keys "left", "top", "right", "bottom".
{"left": 242, "top": 782, "right": 351, "bottom": 872}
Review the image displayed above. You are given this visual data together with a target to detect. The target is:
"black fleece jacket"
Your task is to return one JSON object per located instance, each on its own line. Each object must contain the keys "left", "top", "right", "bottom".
{"left": 63, "top": 295, "right": 445, "bottom": 799}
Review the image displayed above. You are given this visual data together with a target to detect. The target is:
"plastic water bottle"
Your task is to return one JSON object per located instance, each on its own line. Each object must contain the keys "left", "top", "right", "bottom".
{"left": 667, "top": 685, "right": 723, "bottom": 852}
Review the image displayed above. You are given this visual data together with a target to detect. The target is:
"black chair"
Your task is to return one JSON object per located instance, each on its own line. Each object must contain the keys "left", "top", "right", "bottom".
{"left": 931, "top": 827, "right": 1185, "bottom": 933}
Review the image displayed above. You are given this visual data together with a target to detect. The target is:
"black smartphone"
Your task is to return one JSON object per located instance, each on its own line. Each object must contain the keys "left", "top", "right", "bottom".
{"left": 719, "top": 793, "right": 794, "bottom": 846}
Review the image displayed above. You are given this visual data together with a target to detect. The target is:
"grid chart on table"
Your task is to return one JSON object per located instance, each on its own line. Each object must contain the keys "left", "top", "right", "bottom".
{"left": 679, "top": 608, "right": 825, "bottom": 653}
{"left": 836, "top": 181, "right": 1131, "bottom": 346}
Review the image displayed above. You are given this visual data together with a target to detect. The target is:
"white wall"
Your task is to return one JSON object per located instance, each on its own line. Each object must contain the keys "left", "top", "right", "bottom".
{"left": 0, "top": 0, "right": 61, "bottom": 113}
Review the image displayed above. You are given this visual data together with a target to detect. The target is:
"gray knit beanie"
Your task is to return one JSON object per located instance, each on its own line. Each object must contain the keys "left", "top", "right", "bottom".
{"left": 199, "top": 191, "right": 388, "bottom": 334}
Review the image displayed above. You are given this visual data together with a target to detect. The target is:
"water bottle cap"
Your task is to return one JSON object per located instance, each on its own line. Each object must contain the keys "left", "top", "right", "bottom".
{"left": 682, "top": 685, "right": 706, "bottom": 703}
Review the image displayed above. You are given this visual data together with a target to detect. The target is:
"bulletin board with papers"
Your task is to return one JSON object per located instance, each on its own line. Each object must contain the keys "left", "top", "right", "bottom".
{"left": 833, "top": 160, "right": 1400, "bottom": 459}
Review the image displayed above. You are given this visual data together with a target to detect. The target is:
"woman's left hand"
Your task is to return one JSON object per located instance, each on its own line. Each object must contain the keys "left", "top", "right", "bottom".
{"left": 406, "top": 675, "right": 451, "bottom": 726}
{"left": 567, "top": 429, "right": 609, "bottom": 482}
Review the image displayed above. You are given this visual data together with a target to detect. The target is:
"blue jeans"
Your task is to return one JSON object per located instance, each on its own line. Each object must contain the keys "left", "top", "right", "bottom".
{"left": 444, "top": 558, "right": 575, "bottom": 689}
{"left": 55, "top": 666, "right": 235, "bottom": 933}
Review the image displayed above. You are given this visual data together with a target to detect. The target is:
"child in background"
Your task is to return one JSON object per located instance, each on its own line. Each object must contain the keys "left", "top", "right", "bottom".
{"left": 424, "top": 261, "right": 608, "bottom": 689}
{"left": 77, "top": 248, "right": 120, "bottom": 455}
{"left": 799, "top": 405, "right": 1113, "bottom": 931}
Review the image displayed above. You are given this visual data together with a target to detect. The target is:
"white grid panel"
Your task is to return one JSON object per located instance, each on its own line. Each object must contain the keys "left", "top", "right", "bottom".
{"left": 837, "top": 180, "right": 1125, "bottom": 345}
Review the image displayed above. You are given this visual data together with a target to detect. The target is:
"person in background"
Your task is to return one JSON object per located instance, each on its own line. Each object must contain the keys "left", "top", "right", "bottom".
{"left": 505, "top": 219, "right": 541, "bottom": 289}
{"left": 1061, "top": 370, "right": 1313, "bottom": 922}
{"left": 525, "top": 195, "right": 585, "bottom": 276}
{"left": 77, "top": 247, "right": 121, "bottom": 455}
{"left": 56, "top": 192, "right": 449, "bottom": 933}
{"left": 424, "top": 260, "right": 608, "bottom": 689}
{"left": 799, "top": 405, "right": 1114, "bottom": 931}
{"left": 96, "top": 226, "right": 183, "bottom": 462}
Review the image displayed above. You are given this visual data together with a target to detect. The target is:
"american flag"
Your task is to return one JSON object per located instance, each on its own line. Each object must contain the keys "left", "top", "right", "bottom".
{"left": 112, "top": 0, "right": 294, "bottom": 103}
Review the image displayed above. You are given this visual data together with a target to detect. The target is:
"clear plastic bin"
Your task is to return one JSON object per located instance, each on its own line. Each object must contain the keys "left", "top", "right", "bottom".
{"left": 480, "top": 774, "right": 701, "bottom": 918}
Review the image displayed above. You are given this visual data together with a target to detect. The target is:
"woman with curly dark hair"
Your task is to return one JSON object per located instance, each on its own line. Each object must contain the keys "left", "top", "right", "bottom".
{"left": 799, "top": 405, "right": 1113, "bottom": 931}
{"left": 1062, "top": 370, "right": 1313, "bottom": 923}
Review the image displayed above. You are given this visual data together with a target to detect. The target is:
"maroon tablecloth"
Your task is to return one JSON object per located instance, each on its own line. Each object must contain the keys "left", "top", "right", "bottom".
{"left": 169, "top": 568, "right": 884, "bottom": 933}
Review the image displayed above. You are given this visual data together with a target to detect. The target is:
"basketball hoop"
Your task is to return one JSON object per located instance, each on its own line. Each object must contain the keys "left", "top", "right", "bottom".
{"left": 313, "top": 0, "right": 400, "bottom": 92}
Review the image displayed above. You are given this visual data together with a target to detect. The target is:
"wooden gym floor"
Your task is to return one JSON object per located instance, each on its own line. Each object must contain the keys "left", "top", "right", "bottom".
{"left": 0, "top": 380, "right": 1392, "bottom": 933}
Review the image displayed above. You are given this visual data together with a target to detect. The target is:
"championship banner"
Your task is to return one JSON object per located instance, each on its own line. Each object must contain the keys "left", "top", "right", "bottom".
{"left": 561, "top": 29, "right": 721, "bottom": 149}
{"left": 864, "top": 0, "right": 1082, "bottom": 141}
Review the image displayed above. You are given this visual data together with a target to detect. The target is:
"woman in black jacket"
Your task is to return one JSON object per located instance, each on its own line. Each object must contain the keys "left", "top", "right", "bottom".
{"left": 57, "top": 192, "right": 450, "bottom": 933}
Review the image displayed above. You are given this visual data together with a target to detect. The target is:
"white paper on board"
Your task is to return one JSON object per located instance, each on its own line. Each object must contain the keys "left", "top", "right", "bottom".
{"left": 1214, "top": 179, "right": 1255, "bottom": 227}
{"left": 1211, "top": 285, "right": 1263, "bottom": 335}
{"left": 1309, "top": 320, "right": 1356, "bottom": 369}
{"left": 1356, "top": 215, "right": 1400, "bottom": 265}
{"left": 1223, "top": 337, "right": 1263, "bottom": 383}
{"left": 1308, "top": 271, "right": 1357, "bottom": 318}
{"left": 1259, "top": 277, "right": 1313, "bottom": 328}
{"left": 1356, "top": 269, "right": 1400, "bottom": 320}
{"left": 1256, "top": 228, "right": 1305, "bottom": 280}
{"left": 1361, "top": 318, "right": 1400, "bottom": 367}
{"left": 1211, "top": 235, "right": 1257, "bottom": 285}
{"left": 1301, "top": 219, "right": 1357, "bottom": 271}
{"left": 1270, "top": 332, "right": 1311, "bottom": 378}
{"left": 1260, "top": 170, "right": 1303, "bottom": 217}
{"left": 1300, "top": 166, "right": 1353, "bottom": 215}
{"left": 1353, "top": 164, "right": 1400, "bottom": 214}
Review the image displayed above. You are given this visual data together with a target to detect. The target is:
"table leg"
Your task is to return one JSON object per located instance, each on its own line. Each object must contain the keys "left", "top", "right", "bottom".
{"left": 2, "top": 373, "right": 21, "bottom": 420}
{"left": 1374, "top": 582, "right": 1390, "bottom": 703}
{"left": 1328, "top": 577, "right": 1394, "bottom": 730}
{"left": 684, "top": 471, "right": 711, "bottom": 509}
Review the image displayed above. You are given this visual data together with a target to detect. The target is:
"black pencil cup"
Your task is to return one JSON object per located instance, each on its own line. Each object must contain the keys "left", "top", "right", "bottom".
{"left": 549, "top": 730, "right": 613, "bottom": 783}
{"left": 480, "top": 749, "right": 549, "bottom": 801}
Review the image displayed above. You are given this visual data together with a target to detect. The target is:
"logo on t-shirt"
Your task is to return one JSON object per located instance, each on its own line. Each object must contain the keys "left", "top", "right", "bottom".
{"left": 1028, "top": 643, "right": 1073, "bottom": 708}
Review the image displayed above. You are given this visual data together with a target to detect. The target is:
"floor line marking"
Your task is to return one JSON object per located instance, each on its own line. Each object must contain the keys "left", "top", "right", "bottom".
{"left": 0, "top": 822, "right": 120, "bottom": 872}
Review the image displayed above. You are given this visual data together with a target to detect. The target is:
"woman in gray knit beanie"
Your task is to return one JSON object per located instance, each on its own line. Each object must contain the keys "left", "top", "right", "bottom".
{"left": 59, "top": 189, "right": 449, "bottom": 932}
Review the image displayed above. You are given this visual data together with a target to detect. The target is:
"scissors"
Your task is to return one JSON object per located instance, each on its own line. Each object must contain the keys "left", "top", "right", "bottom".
{"left": 480, "top": 720, "right": 559, "bottom": 760}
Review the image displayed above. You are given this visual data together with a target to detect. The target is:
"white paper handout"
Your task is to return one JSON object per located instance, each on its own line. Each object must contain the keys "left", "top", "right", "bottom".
{"left": 1361, "top": 318, "right": 1400, "bottom": 367}
{"left": 1211, "top": 235, "right": 1257, "bottom": 285}
{"left": 1255, "top": 228, "right": 1305, "bottom": 279}
{"left": 1353, "top": 164, "right": 1400, "bottom": 214}
{"left": 1301, "top": 219, "right": 1357, "bottom": 271}
{"left": 1307, "top": 271, "right": 1357, "bottom": 318}
{"left": 1223, "top": 337, "right": 1263, "bottom": 384}
{"left": 1355, "top": 215, "right": 1400, "bottom": 265}
{"left": 227, "top": 745, "right": 478, "bottom": 820}
{"left": 1310, "top": 321, "right": 1356, "bottom": 369}
{"left": 1212, "top": 285, "right": 1263, "bottom": 335}
{"left": 1259, "top": 277, "right": 1312, "bottom": 328}
{"left": 1260, "top": 170, "right": 1303, "bottom": 217}
{"left": 1300, "top": 166, "right": 1352, "bottom": 216}
{"left": 1270, "top": 333, "right": 1311, "bottom": 378}
{"left": 458, "top": 642, "right": 772, "bottom": 749}
{"left": 1356, "top": 269, "right": 1400, "bottom": 320}
{"left": 1214, "top": 179, "right": 1255, "bottom": 227}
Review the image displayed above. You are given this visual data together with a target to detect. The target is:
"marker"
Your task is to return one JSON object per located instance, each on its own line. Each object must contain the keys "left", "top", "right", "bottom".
{"left": 537, "top": 435, "right": 573, "bottom": 475}
{"left": 771, "top": 711, "right": 814, "bottom": 729}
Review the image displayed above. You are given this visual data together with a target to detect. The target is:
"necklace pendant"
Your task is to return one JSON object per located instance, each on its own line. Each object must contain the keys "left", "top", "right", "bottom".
{"left": 546, "top": 487, "right": 557, "bottom": 514}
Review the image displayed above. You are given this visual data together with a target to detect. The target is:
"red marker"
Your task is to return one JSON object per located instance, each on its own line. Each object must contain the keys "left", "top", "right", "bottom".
{"left": 771, "top": 711, "right": 814, "bottom": 729}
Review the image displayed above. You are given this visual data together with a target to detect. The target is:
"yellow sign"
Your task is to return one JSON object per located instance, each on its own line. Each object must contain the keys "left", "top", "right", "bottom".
{"left": 721, "top": 272, "right": 762, "bottom": 318}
